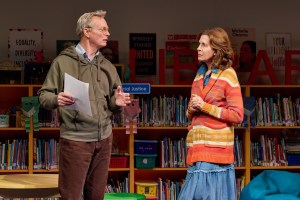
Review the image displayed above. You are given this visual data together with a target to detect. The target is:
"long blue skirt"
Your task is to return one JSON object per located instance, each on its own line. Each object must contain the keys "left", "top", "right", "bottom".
{"left": 178, "top": 162, "right": 236, "bottom": 200}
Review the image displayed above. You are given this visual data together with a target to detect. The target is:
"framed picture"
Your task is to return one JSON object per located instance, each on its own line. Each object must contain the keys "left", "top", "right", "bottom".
{"left": 114, "top": 64, "right": 124, "bottom": 82}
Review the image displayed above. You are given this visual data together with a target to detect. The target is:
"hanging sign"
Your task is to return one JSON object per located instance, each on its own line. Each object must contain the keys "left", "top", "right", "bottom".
{"left": 122, "top": 83, "right": 151, "bottom": 94}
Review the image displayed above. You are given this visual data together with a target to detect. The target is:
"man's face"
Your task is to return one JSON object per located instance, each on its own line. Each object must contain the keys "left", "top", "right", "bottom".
{"left": 87, "top": 16, "right": 110, "bottom": 49}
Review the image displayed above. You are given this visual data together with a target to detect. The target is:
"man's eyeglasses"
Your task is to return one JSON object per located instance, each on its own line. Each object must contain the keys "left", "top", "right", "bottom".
{"left": 87, "top": 26, "right": 110, "bottom": 34}
{"left": 98, "top": 27, "right": 110, "bottom": 34}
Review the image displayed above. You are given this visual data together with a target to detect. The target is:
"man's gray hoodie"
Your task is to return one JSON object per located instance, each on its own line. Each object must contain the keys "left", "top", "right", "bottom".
{"left": 38, "top": 46, "right": 122, "bottom": 142}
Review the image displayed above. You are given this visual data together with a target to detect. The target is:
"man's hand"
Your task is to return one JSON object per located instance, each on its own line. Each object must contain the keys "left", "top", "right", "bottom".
{"left": 115, "top": 86, "right": 131, "bottom": 106}
{"left": 57, "top": 92, "right": 75, "bottom": 106}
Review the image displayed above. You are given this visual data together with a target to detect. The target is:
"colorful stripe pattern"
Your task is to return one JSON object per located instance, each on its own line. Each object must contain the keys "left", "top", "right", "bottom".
{"left": 186, "top": 66, "right": 244, "bottom": 165}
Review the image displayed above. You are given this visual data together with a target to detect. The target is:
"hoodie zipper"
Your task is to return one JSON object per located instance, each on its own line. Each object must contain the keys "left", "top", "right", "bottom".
{"left": 92, "top": 59, "right": 102, "bottom": 141}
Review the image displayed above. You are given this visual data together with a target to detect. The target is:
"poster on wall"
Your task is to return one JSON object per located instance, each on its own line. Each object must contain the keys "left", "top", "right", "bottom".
{"left": 165, "top": 34, "right": 198, "bottom": 69}
{"left": 8, "top": 29, "right": 43, "bottom": 67}
{"left": 225, "top": 27, "right": 256, "bottom": 72}
{"left": 129, "top": 33, "right": 156, "bottom": 75}
{"left": 266, "top": 32, "right": 291, "bottom": 71}
{"left": 165, "top": 34, "right": 199, "bottom": 84}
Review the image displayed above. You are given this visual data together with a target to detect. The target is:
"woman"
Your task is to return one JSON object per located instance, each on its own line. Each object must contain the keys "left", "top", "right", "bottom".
{"left": 178, "top": 27, "right": 244, "bottom": 200}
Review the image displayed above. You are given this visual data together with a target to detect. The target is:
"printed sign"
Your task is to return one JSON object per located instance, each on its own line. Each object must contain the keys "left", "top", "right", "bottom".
{"left": 122, "top": 83, "right": 151, "bottom": 94}
{"left": 129, "top": 33, "right": 156, "bottom": 75}
{"left": 8, "top": 29, "right": 43, "bottom": 67}
{"left": 266, "top": 32, "right": 292, "bottom": 70}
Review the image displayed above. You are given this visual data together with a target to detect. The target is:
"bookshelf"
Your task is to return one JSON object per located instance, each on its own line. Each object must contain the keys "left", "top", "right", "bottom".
{"left": 1, "top": 84, "right": 300, "bottom": 199}
{"left": 245, "top": 85, "right": 300, "bottom": 182}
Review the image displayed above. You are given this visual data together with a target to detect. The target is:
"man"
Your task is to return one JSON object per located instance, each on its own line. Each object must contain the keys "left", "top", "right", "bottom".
{"left": 38, "top": 10, "right": 131, "bottom": 200}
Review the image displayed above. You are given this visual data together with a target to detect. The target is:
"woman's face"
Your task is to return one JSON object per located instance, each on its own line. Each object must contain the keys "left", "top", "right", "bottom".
{"left": 197, "top": 35, "right": 215, "bottom": 65}
{"left": 240, "top": 43, "right": 255, "bottom": 63}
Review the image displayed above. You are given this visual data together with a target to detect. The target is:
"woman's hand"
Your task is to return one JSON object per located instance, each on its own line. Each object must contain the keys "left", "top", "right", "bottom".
{"left": 190, "top": 94, "right": 204, "bottom": 111}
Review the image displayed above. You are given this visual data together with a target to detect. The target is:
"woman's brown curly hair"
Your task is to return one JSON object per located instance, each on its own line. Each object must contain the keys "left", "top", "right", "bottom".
{"left": 198, "top": 27, "right": 234, "bottom": 70}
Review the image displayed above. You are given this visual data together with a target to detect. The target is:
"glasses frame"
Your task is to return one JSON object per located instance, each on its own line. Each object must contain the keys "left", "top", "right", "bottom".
{"left": 86, "top": 26, "right": 110, "bottom": 34}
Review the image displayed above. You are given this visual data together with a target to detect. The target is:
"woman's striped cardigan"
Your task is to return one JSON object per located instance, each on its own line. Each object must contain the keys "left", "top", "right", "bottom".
{"left": 186, "top": 66, "right": 244, "bottom": 165}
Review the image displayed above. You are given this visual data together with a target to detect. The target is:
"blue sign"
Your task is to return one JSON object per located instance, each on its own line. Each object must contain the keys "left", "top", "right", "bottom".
{"left": 122, "top": 83, "right": 151, "bottom": 94}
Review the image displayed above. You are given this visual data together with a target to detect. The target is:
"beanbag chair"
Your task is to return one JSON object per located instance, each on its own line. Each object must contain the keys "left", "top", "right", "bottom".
{"left": 240, "top": 170, "right": 300, "bottom": 200}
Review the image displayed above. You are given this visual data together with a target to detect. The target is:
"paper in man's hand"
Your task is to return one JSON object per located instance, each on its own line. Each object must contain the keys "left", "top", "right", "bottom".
{"left": 64, "top": 73, "right": 92, "bottom": 117}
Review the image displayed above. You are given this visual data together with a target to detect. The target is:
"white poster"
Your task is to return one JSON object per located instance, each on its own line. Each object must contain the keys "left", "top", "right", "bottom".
{"left": 225, "top": 27, "right": 256, "bottom": 71}
{"left": 266, "top": 32, "right": 291, "bottom": 71}
{"left": 8, "top": 29, "right": 43, "bottom": 67}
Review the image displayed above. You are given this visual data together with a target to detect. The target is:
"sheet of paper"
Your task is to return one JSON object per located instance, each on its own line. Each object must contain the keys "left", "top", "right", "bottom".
{"left": 64, "top": 73, "right": 92, "bottom": 117}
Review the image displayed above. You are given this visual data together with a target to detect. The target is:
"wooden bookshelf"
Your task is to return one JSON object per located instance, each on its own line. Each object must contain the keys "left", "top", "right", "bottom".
{"left": 1, "top": 84, "right": 300, "bottom": 199}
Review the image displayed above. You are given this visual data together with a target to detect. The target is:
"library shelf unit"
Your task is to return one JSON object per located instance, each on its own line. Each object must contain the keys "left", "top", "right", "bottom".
{"left": 1, "top": 84, "right": 300, "bottom": 197}
{"left": 244, "top": 85, "right": 300, "bottom": 184}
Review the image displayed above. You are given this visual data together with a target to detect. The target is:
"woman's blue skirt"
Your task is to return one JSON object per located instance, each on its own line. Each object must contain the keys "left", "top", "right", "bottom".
{"left": 178, "top": 162, "right": 236, "bottom": 200}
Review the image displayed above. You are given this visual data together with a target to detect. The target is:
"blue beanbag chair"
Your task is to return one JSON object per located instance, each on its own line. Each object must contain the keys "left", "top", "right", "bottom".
{"left": 241, "top": 170, "right": 300, "bottom": 200}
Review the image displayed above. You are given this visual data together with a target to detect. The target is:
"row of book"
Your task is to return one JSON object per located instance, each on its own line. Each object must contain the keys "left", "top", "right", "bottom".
{"left": 105, "top": 177, "right": 129, "bottom": 193}
{"left": 0, "top": 136, "right": 244, "bottom": 170}
{"left": 234, "top": 135, "right": 244, "bottom": 167}
{"left": 0, "top": 139, "right": 28, "bottom": 170}
{"left": 251, "top": 135, "right": 287, "bottom": 166}
{"left": 160, "top": 137, "right": 187, "bottom": 168}
{"left": 138, "top": 95, "right": 190, "bottom": 127}
{"left": 37, "top": 94, "right": 250, "bottom": 128}
{"left": 33, "top": 138, "right": 59, "bottom": 170}
{"left": 157, "top": 178, "right": 184, "bottom": 200}
{"left": 10, "top": 94, "right": 300, "bottom": 129}
{"left": 254, "top": 95, "right": 300, "bottom": 127}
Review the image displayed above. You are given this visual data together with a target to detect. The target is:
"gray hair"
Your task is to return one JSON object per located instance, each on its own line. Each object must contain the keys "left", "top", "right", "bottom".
{"left": 76, "top": 10, "right": 107, "bottom": 38}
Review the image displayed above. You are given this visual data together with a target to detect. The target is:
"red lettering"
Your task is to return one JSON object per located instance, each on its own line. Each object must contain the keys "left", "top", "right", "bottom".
{"left": 247, "top": 50, "right": 279, "bottom": 85}
{"left": 285, "top": 50, "right": 300, "bottom": 84}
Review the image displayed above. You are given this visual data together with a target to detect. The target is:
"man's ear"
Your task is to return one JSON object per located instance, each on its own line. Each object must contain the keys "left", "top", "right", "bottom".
{"left": 83, "top": 27, "right": 90, "bottom": 38}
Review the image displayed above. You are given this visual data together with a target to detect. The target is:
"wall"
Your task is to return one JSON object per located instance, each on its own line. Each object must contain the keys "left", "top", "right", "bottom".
{"left": 1, "top": 0, "right": 300, "bottom": 83}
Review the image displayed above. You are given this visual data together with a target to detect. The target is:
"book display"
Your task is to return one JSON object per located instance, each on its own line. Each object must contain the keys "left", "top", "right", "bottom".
{"left": 1, "top": 84, "right": 300, "bottom": 200}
